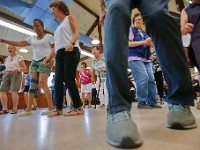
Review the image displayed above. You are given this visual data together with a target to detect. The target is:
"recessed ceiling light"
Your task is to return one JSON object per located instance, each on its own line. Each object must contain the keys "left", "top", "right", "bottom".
{"left": 91, "top": 39, "right": 100, "bottom": 45}
{"left": 92, "top": 36, "right": 100, "bottom": 45}
{"left": 19, "top": 48, "right": 28, "bottom": 53}
{"left": 0, "top": 19, "right": 36, "bottom": 36}
{"left": 80, "top": 50, "right": 94, "bottom": 58}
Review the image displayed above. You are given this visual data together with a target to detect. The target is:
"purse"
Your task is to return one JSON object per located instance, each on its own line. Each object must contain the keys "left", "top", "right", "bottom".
{"left": 182, "top": 33, "right": 191, "bottom": 47}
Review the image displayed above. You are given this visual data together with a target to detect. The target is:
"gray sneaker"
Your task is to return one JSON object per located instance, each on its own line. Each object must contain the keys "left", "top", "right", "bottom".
{"left": 106, "top": 111, "right": 143, "bottom": 148}
{"left": 166, "top": 104, "right": 197, "bottom": 129}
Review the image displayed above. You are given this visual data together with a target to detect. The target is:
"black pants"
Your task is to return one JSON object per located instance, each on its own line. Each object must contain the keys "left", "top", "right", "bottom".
{"left": 154, "top": 71, "right": 164, "bottom": 99}
{"left": 55, "top": 48, "right": 81, "bottom": 110}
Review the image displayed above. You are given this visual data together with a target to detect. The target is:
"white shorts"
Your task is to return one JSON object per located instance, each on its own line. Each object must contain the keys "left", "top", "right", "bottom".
{"left": 81, "top": 83, "right": 93, "bottom": 93}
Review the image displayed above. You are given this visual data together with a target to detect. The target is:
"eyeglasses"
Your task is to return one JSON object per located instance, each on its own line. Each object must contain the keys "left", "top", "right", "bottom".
{"left": 135, "top": 18, "right": 142, "bottom": 22}
{"left": 50, "top": 7, "right": 55, "bottom": 14}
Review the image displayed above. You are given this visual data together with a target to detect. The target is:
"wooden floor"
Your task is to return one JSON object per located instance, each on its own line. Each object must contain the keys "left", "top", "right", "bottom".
{"left": 0, "top": 102, "right": 199, "bottom": 150}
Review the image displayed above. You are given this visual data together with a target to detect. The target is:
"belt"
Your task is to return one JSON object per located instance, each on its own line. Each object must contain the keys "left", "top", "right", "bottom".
{"left": 33, "top": 57, "right": 46, "bottom": 62}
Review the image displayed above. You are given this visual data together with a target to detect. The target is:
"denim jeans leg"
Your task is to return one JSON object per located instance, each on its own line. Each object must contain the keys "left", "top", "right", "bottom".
{"left": 145, "top": 62, "right": 157, "bottom": 105}
{"left": 129, "top": 60, "right": 148, "bottom": 105}
{"left": 104, "top": 0, "right": 134, "bottom": 114}
{"left": 138, "top": 0, "right": 194, "bottom": 106}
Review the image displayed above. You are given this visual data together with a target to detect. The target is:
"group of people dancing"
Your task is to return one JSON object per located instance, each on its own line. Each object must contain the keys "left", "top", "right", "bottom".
{"left": 0, "top": 0, "right": 199, "bottom": 148}
{"left": 0, "top": 1, "right": 82, "bottom": 117}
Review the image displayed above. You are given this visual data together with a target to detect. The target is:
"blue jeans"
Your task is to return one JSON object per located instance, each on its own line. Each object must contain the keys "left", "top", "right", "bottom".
{"left": 104, "top": 0, "right": 194, "bottom": 114}
{"left": 129, "top": 61, "right": 157, "bottom": 105}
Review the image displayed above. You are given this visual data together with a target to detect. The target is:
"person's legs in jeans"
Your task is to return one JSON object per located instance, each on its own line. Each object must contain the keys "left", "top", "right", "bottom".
{"left": 138, "top": 0, "right": 196, "bottom": 128}
{"left": 104, "top": 0, "right": 142, "bottom": 148}
{"left": 64, "top": 48, "right": 81, "bottom": 110}
{"left": 129, "top": 61, "right": 148, "bottom": 104}
{"left": 145, "top": 62, "right": 157, "bottom": 105}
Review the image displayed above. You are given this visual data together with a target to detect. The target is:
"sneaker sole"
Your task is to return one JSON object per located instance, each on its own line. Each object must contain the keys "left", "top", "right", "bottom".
{"left": 165, "top": 122, "right": 197, "bottom": 129}
{"left": 106, "top": 137, "right": 143, "bottom": 148}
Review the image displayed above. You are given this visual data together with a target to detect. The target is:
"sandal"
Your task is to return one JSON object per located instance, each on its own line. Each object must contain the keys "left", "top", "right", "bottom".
{"left": 0, "top": 111, "right": 3, "bottom": 115}
{"left": 64, "top": 108, "right": 84, "bottom": 116}
{"left": 0, "top": 109, "right": 9, "bottom": 114}
{"left": 77, "top": 108, "right": 84, "bottom": 114}
{"left": 32, "top": 106, "right": 38, "bottom": 110}
{"left": 48, "top": 110, "right": 63, "bottom": 117}
{"left": 64, "top": 109, "right": 79, "bottom": 116}
{"left": 10, "top": 110, "right": 18, "bottom": 114}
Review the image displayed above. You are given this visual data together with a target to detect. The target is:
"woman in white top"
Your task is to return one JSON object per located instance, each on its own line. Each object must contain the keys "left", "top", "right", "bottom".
{"left": 0, "top": 45, "right": 26, "bottom": 114}
{"left": 0, "top": 19, "right": 55, "bottom": 116}
{"left": 47, "top": 0, "right": 82, "bottom": 117}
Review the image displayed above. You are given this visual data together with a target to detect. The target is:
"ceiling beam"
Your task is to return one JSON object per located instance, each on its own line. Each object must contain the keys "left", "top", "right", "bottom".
{"left": 86, "top": 17, "right": 99, "bottom": 36}
{"left": 175, "top": 0, "right": 185, "bottom": 12}
{"left": 0, "top": 11, "right": 33, "bottom": 30}
{"left": 79, "top": 44, "right": 92, "bottom": 52}
{"left": 80, "top": 56, "right": 90, "bottom": 62}
{"left": 0, "top": 11, "right": 53, "bottom": 34}
{"left": 73, "top": 0, "right": 99, "bottom": 18}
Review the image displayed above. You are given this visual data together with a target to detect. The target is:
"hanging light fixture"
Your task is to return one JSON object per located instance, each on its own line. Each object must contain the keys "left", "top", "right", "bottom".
{"left": 91, "top": 36, "right": 100, "bottom": 45}
{"left": 19, "top": 48, "right": 28, "bottom": 53}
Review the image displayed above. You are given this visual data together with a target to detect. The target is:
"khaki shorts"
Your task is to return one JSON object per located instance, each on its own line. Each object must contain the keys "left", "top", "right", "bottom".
{"left": 81, "top": 83, "right": 93, "bottom": 93}
{"left": 0, "top": 72, "right": 22, "bottom": 92}
{"left": 30, "top": 59, "right": 51, "bottom": 75}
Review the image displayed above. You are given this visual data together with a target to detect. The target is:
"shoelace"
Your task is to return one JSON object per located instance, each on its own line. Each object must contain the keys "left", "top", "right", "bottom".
{"left": 108, "top": 111, "right": 131, "bottom": 122}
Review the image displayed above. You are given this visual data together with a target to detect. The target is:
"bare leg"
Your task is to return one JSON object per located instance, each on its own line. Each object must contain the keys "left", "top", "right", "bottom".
{"left": 33, "top": 98, "right": 38, "bottom": 107}
{"left": 24, "top": 92, "right": 28, "bottom": 106}
{"left": 39, "top": 73, "right": 54, "bottom": 110}
{"left": 11, "top": 92, "right": 19, "bottom": 111}
{"left": 81, "top": 93, "right": 85, "bottom": 107}
{"left": 87, "top": 93, "right": 92, "bottom": 105}
{"left": 0, "top": 92, "right": 8, "bottom": 110}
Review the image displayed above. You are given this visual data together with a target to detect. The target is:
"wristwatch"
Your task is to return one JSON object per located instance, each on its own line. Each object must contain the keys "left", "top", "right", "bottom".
{"left": 71, "top": 42, "right": 75, "bottom": 46}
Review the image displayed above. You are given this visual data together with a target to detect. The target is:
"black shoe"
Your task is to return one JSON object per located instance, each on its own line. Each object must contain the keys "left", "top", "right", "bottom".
{"left": 150, "top": 104, "right": 162, "bottom": 109}
{"left": 137, "top": 103, "right": 153, "bottom": 109}
{"left": 31, "top": 106, "right": 38, "bottom": 110}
